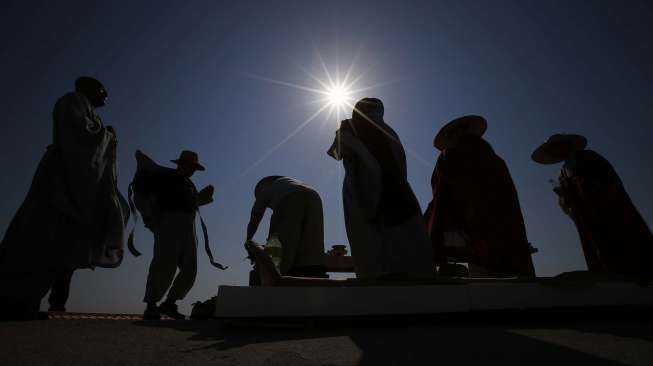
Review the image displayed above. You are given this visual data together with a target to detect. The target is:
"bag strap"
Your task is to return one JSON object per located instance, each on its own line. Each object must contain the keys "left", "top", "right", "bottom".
{"left": 198, "top": 211, "right": 228, "bottom": 270}
{"left": 126, "top": 182, "right": 142, "bottom": 257}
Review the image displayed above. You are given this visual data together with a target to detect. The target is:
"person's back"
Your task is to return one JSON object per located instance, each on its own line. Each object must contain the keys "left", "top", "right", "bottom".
{"left": 253, "top": 176, "right": 315, "bottom": 213}
{"left": 443, "top": 135, "right": 532, "bottom": 276}
{"left": 565, "top": 150, "right": 622, "bottom": 190}
{"left": 247, "top": 176, "right": 326, "bottom": 277}
{"left": 427, "top": 117, "right": 534, "bottom": 277}
{"left": 561, "top": 149, "right": 652, "bottom": 277}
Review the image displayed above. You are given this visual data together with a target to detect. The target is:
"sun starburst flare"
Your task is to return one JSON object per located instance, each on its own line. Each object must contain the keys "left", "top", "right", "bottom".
{"left": 244, "top": 54, "right": 366, "bottom": 123}
{"left": 326, "top": 85, "right": 350, "bottom": 108}
{"left": 235, "top": 48, "right": 430, "bottom": 180}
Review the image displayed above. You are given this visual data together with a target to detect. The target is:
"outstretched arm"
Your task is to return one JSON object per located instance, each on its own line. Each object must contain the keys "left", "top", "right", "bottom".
{"left": 246, "top": 207, "right": 264, "bottom": 241}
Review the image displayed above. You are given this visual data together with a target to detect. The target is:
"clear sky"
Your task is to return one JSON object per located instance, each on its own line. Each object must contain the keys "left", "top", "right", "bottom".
{"left": 1, "top": 0, "right": 651, "bottom": 314}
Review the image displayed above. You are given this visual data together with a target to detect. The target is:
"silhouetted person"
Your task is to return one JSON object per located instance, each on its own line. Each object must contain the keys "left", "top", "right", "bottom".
{"left": 532, "top": 134, "right": 653, "bottom": 280}
{"left": 246, "top": 176, "right": 326, "bottom": 277}
{"left": 328, "top": 98, "right": 434, "bottom": 278}
{"left": 424, "top": 116, "right": 535, "bottom": 277}
{"left": 0, "top": 76, "right": 129, "bottom": 320}
{"left": 140, "top": 150, "right": 214, "bottom": 320}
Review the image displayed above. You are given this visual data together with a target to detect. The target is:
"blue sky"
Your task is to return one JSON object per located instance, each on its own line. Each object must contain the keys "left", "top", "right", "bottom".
{"left": 1, "top": 0, "right": 651, "bottom": 314}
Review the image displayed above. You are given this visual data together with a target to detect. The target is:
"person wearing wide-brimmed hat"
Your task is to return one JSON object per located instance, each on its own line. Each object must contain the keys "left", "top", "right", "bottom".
{"left": 141, "top": 150, "right": 215, "bottom": 320}
{"left": 424, "top": 115, "right": 535, "bottom": 277}
{"left": 0, "top": 77, "right": 129, "bottom": 320}
{"left": 533, "top": 134, "right": 652, "bottom": 280}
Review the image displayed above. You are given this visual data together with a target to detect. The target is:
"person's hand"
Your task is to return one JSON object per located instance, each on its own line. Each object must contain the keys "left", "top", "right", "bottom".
{"left": 196, "top": 185, "right": 215, "bottom": 206}
{"left": 205, "top": 185, "right": 215, "bottom": 196}
{"left": 200, "top": 185, "right": 215, "bottom": 198}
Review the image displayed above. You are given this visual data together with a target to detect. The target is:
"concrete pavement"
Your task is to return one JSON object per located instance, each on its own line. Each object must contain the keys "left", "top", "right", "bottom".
{"left": 1, "top": 310, "right": 652, "bottom": 366}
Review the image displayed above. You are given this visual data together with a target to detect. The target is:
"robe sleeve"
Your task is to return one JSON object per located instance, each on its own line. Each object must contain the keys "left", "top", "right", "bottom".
{"left": 335, "top": 129, "right": 382, "bottom": 219}
{"left": 54, "top": 93, "right": 109, "bottom": 151}
{"left": 53, "top": 93, "right": 113, "bottom": 219}
{"left": 387, "top": 128, "right": 408, "bottom": 179}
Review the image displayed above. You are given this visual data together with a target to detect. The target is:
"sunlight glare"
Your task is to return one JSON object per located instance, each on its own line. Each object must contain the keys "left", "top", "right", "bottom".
{"left": 240, "top": 49, "right": 433, "bottom": 178}
{"left": 326, "top": 84, "right": 350, "bottom": 108}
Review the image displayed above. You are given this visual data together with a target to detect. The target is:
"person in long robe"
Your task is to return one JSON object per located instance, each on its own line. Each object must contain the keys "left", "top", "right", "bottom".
{"left": 0, "top": 77, "right": 129, "bottom": 319}
{"left": 328, "top": 98, "right": 434, "bottom": 279}
{"left": 245, "top": 176, "right": 326, "bottom": 277}
{"left": 424, "top": 115, "right": 535, "bottom": 277}
{"left": 532, "top": 134, "right": 653, "bottom": 281}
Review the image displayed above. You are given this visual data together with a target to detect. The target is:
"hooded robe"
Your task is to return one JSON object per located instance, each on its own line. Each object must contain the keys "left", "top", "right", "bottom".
{"left": 424, "top": 135, "right": 535, "bottom": 277}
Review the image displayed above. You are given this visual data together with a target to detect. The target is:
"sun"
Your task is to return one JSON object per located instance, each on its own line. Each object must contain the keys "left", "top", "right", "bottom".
{"left": 326, "top": 84, "right": 350, "bottom": 108}
{"left": 243, "top": 49, "right": 372, "bottom": 122}
{"left": 238, "top": 49, "right": 432, "bottom": 177}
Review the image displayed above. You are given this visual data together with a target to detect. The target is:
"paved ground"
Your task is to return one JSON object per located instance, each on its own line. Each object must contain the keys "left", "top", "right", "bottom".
{"left": 1, "top": 309, "right": 652, "bottom": 366}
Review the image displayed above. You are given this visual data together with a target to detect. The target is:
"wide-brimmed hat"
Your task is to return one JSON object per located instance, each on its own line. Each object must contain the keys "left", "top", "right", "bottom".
{"left": 434, "top": 115, "right": 487, "bottom": 150}
{"left": 531, "top": 134, "right": 587, "bottom": 164}
{"left": 171, "top": 150, "right": 206, "bottom": 171}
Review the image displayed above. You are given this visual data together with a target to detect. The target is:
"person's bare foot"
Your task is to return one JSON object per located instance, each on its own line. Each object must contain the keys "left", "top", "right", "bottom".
{"left": 245, "top": 242, "right": 281, "bottom": 286}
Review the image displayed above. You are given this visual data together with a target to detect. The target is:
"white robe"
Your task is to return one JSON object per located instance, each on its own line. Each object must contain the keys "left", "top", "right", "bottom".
{"left": 328, "top": 128, "right": 434, "bottom": 278}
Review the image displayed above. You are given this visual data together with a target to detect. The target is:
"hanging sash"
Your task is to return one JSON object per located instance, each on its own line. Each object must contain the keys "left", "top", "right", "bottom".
{"left": 199, "top": 212, "right": 228, "bottom": 270}
{"left": 126, "top": 182, "right": 142, "bottom": 257}
{"left": 126, "top": 182, "right": 227, "bottom": 269}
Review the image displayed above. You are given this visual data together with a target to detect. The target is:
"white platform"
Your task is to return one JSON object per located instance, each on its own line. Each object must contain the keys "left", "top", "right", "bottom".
{"left": 214, "top": 280, "right": 653, "bottom": 318}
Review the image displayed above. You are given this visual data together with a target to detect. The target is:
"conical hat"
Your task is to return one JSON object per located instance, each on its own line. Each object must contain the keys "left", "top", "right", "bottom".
{"left": 531, "top": 134, "right": 587, "bottom": 164}
{"left": 434, "top": 115, "right": 487, "bottom": 150}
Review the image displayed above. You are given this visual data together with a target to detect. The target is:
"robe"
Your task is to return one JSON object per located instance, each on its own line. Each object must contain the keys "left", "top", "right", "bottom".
{"left": 556, "top": 149, "right": 653, "bottom": 279}
{"left": 424, "top": 135, "right": 535, "bottom": 277}
{"left": 328, "top": 119, "right": 434, "bottom": 278}
{"left": 0, "top": 92, "right": 129, "bottom": 275}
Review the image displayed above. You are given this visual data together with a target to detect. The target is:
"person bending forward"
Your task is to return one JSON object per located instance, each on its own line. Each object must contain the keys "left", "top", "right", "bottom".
{"left": 246, "top": 176, "right": 326, "bottom": 277}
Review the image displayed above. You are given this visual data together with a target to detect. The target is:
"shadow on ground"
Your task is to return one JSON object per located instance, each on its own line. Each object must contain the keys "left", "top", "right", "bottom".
{"left": 136, "top": 307, "right": 653, "bottom": 365}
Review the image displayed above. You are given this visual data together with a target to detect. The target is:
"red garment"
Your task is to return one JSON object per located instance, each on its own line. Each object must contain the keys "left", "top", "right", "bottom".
{"left": 557, "top": 150, "right": 653, "bottom": 278}
{"left": 424, "top": 135, "right": 535, "bottom": 276}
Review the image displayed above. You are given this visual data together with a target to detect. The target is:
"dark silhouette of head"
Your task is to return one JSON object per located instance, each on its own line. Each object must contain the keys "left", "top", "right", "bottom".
{"left": 171, "top": 150, "right": 205, "bottom": 178}
{"left": 176, "top": 163, "right": 196, "bottom": 178}
{"left": 75, "top": 76, "right": 108, "bottom": 108}
{"left": 255, "top": 176, "right": 282, "bottom": 198}
{"left": 353, "top": 97, "right": 384, "bottom": 123}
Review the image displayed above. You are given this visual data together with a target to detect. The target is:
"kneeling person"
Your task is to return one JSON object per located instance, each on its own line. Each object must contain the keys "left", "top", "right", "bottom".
{"left": 246, "top": 176, "right": 326, "bottom": 277}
